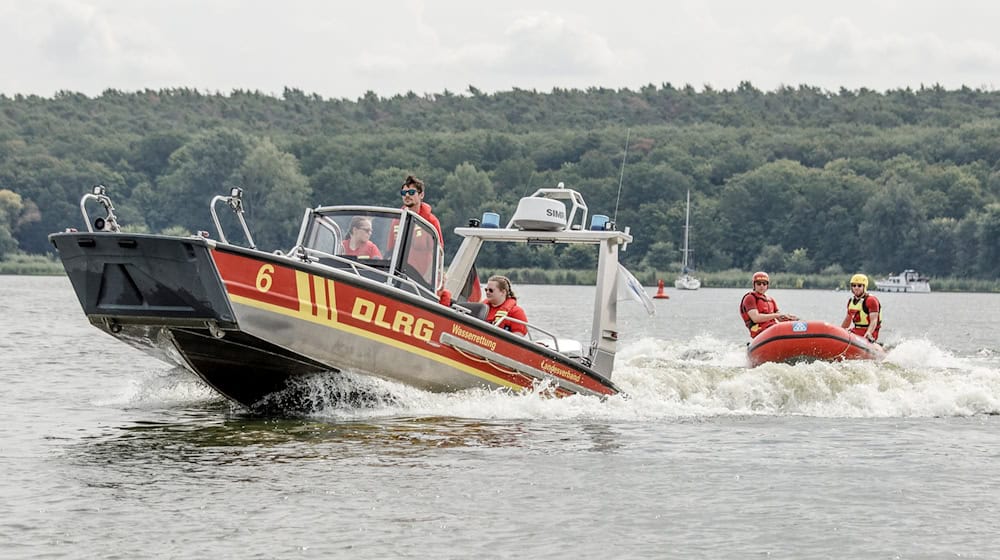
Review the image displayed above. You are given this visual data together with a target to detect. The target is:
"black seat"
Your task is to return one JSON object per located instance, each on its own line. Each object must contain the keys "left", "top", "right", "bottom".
{"left": 454, "top": 302, "right": 488, "bottom": 320}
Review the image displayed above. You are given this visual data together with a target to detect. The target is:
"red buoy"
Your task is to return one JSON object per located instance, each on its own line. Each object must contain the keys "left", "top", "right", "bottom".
{"left": 653, "top": 279, "right": 670, "bottom": 299}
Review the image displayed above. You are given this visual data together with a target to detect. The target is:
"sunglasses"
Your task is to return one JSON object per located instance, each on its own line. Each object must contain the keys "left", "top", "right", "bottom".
{"left": 754, "top": 281, "right": 769, "bottom": 285}
{"left": 851, "top": 283, "right": 864, "bottom": 287}
{"left": 400, "top": 188, "right": 418, "bottom": 196}
{"left": 484, "top": 287, "right": 496, "bottom": 293}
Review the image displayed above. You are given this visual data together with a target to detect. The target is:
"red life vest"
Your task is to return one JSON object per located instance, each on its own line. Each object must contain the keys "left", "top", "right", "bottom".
{"left": 486, "top": 297, "right": 528, "bottom": 335}
{"left": 739, "top": 291, "right": 778, "bottom": 337}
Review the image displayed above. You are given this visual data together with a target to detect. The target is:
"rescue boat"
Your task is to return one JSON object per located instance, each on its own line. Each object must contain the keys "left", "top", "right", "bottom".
{"left": 747, "top": 320, "right": 886, "bottom": 367}
{"left": 50, "top": 184, "right": 648, "bottom": 411}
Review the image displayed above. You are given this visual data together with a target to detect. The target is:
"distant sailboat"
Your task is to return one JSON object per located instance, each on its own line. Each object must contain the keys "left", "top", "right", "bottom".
{"left": 674, "top": 190, "right": 701, "bottom": 290}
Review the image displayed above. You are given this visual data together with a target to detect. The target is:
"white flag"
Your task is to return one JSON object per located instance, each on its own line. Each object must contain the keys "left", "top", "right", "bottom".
{"left": 617, "top": 264, "right": 655, "bottom": 316}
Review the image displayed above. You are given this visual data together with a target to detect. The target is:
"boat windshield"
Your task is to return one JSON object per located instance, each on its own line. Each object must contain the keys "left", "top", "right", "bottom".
{"left": 298, "top": 207, "right": 442, "bottom": 298}
{"left": 304, "top": 210, "right": 398, "bottom": 262}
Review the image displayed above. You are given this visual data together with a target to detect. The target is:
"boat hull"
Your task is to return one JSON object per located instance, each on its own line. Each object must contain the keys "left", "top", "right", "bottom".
{"left": 747, "top": 320, "right": 886, "bottom": 367}
{"left": 50, "top": 232, "right": 620, "bottom": 409}
{"left": 875, "top": 282, "right": 931, "bottom": 293}
{"left": 674, "top": 275, "right": 700, "bottom": 290}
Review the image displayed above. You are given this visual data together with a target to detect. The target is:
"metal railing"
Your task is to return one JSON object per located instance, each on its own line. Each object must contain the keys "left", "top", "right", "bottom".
{"left": 79, "top": 185, "right": 121, "bottom": 233}
{"left": 210, "top": 187, "right": 256, "bottom": 249}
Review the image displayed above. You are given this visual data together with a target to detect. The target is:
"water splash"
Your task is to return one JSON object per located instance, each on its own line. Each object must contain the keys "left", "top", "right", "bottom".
{"left": 95, "top": 366, "right": 220, "bottom": 409}
{"left": 109, "top": 337, "right": 1000, "bottom": 420}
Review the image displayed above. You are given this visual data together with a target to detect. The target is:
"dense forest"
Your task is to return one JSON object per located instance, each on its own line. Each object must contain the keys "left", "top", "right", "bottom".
{"left": 1, "top": 82, "right": 999, "bottom": 280}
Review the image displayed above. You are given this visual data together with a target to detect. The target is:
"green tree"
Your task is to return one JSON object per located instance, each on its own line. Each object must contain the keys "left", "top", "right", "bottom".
{"left": 752, "top": 244, "right": 786, "bottom": 272}
{"left": 0, "top": 189, "right": 25, "bottom": 258}
{"left": 238, "top": 139, "right": 312, "bottom": 250}
{"left": 558, "top": 244, "right": 596, "bottom": 269}
{"left": 785, "top": 248, "right": 815, "bottom": 273}
{"left": 640, "top": 240, "right": 677, "bottom": 271}
{"left": 859, "top": 178, "right": 925, "bottom": 272}
{"left": 437, "top": 162, "right": 494, "bottom": 250}
{"left": 974, "top": 203, "right": 1000, "bottom": 277}
{"left": 154, "top": 128, "right": 253, "bottom": 232}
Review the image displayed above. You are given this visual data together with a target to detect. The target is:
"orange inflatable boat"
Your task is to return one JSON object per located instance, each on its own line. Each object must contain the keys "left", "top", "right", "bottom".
{"left": 747, "top": 320, "right": 886, "bottom": 367}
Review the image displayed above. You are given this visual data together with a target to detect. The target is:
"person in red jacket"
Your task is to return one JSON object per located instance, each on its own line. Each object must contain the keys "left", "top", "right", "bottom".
{"left": 841, "top": 273, "right": 882, "bottom": 342}
{"left": 483, "top": 275, "right": 528, "bottom": 336}
{"left": 400, "top": 175, "right": 443, "bottom": 245}
{"left": 739, "top": 271, "right": 797, "bottom": 338}
{"left": 340, "top": 216, "right": 382, "bottom": 259}
{"left": 390, "top": 175, "right": 446, "bottom": 294}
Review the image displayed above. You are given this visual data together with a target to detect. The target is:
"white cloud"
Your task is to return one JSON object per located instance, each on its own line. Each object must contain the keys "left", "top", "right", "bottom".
{"left": 2, "top": 0, "right": 1000, "bottom": 98}
{"left": 767, "top": 14, "right": 1000, "bottom": 90}
{"left": 0, "top": 0, "right": 185, "bottom": 94}
{"left": 494, "top": 12, "right": 617, "bottom": 76}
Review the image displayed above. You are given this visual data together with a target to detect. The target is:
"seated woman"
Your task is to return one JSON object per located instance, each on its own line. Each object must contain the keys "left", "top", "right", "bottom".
{"left": 483, "top": 275, "right": 528, "bottom": 336}
{"left": 341, "top": 216, "right": 382, "bottom": 259}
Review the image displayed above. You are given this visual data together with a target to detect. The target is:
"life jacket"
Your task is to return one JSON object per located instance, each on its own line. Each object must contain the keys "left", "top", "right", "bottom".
{"left": 390, "top": 202, "right": 443, "bottom": 248}
{"left": 487, "top": 297, "right": 527, "bottom": 335}
{"left": 415, "top": 202, "right": 443, "bottom": 246}
{"left": 847, "top": 293, "right": 882, "bottom": 328}
{"left": 740, "top": 291, "right": 778, "bottom": 337}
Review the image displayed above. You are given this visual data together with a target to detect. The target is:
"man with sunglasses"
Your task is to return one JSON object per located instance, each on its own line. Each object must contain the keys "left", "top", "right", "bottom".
{"left": 739, "top": 271, "right": 797, "bottom": 338}
{"left": 399, "top": 175, "right": 443, "bottom": 245}
{"left": 396, "top": 175, "right": 452, "bottom": 305}
{"left": 841, "top": 273, "right": 882, "bottom": 343}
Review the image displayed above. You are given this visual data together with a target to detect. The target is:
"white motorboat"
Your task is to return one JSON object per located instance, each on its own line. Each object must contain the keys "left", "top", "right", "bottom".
{"left": 875, "top": 269, "right": 931, "bottom": 293}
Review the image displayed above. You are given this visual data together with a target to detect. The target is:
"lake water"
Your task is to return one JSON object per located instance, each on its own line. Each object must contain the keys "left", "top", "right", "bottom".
{"left": 2, "top": 275, "right": 998, "bottom": 559}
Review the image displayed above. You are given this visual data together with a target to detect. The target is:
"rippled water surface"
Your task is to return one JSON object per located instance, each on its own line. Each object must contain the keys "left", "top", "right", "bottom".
{"left": 2, "top": 276, "right": 998, "bottom": 559}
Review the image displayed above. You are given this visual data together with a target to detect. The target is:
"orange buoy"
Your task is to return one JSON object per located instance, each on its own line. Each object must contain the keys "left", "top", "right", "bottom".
{"left": 653, "top": 279, "right": 670, "bottom": 299}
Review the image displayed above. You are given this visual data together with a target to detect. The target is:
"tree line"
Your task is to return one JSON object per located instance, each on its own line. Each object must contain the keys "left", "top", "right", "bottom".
{"left": 1, "top": 82, "right": 998, "bottom": 280}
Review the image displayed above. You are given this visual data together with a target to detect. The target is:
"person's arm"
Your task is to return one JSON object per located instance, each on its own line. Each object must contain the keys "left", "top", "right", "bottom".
{"left": 507, "top": 305, "right": 529, "bottom": 336}
{"left": 747, "top": 309, "right": 793, "bottom": 324}
{"left": 774, "top": 303, "right": 798, "bottom": 322}
{"left": 864, "top": 312, "right": 879, "bottom": 340}
{"left": 841, "top": 312, "right": 852, "bottom": 329}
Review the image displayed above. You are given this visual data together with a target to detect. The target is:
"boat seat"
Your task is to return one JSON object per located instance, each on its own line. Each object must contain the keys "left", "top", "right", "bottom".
{"left": 535, "top": 338, "right": 584, "bottom": 360}
{"left": 453, "top": 302, "right": 488, "bottom": 320}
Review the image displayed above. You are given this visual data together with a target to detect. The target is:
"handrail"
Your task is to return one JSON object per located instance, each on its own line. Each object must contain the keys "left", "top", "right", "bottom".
{"left": 484, "top": 314, "right": 571, "bottom": 353}
{"left": 294, "top": 246, "right": 439, "bottom": 301}
{"left": 79, "top": 185, "right": 121, "bottom": 233}
{"left": 210, "top": 187, "right": 256, "bottom": 249}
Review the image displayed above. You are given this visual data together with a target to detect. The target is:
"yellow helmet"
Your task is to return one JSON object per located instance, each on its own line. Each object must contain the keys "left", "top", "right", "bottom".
{"left": 850, "top": 274, "right": 868, "bottom": 289}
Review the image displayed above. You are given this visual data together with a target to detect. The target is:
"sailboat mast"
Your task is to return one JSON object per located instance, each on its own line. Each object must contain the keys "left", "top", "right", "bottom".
{"left": 681, "top": 190, "right": 690, "bottom": 268}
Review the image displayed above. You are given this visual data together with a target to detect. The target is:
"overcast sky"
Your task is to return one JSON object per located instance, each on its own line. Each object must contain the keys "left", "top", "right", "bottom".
{"left": 2, "top": 0, "right": 998, "bottom": 100}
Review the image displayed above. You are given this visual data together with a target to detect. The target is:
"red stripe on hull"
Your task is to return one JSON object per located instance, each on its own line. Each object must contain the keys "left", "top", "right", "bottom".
{"left": 212, "top": 250, "right": 300, "bottom": 311}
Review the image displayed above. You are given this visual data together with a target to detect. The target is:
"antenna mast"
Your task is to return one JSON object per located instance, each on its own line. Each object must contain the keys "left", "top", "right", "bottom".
{"left": 613, "top": 128, "right": 630, "bottom": 223}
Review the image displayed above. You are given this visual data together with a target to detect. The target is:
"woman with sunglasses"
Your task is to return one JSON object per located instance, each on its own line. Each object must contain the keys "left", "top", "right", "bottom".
{"left": 739, "top": 271, "right": 797, "bottom": 338}
{"left": 841, "top": 273, "right": 882, "bottom": 343}
{"left": 341, "top": 216, "right": 382, "bottom": 259}
{"left": 483, "top": 275, "right": 528, "bottom": 336}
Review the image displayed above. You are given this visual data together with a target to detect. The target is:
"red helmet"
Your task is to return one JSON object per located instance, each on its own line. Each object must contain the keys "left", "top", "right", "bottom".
{"left": 752, "top": 271, "right": 770, "bottom": 284}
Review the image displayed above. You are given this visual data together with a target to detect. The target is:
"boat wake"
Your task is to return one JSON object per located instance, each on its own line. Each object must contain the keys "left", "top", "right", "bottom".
{"left": 613, "top": 336, "right": 1000, "bottom": 418}
{"left": 109, "top": 337, "right": 1000, "bottom": 420}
